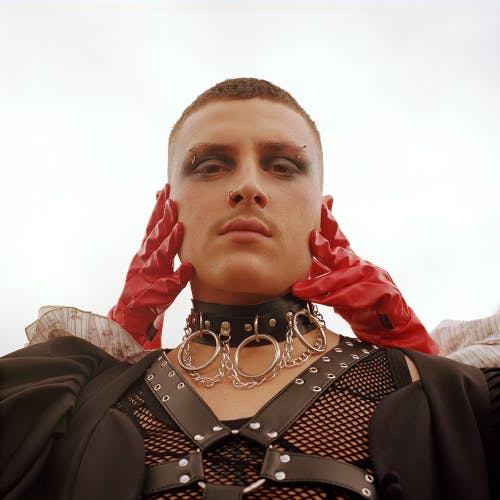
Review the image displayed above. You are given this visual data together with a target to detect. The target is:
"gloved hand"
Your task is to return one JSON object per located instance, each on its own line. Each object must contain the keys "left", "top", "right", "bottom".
{"left": 292, "top": 203, "right": 439, "bottom": 354}
{"left": 108, "top": 184, "right": 193, "bottom": 349}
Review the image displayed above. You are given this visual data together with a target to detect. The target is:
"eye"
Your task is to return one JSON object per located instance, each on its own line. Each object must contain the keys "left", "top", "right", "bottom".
{"left": 192, "top": 159, "right": 230, "bottom": 178}
{"left": 266, "top": 157, "right": 302, "bottom": 177}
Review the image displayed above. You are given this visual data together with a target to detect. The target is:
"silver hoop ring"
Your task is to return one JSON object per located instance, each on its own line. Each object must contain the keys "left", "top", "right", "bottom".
{"left": 292, "top": 308, "right": 327, "bottom": 353}
{"left": 234, "top": 333, "right": 281, "bottom": 379}
{"left": 178, "top": 329, "right": 221, "bottom": 372}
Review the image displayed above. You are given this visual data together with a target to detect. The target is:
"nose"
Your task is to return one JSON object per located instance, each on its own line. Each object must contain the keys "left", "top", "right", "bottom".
{"left": 227, "top": 168, "right": 268, "bottom": 208}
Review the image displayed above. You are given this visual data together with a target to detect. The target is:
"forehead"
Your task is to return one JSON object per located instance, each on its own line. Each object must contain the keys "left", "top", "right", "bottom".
{"left": 168, "top": 98, "right": 322, "bottom": 175}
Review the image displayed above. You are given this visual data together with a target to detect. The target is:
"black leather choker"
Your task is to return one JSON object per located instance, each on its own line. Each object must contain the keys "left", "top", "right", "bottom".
{"left": 187, "top": 294, "right": 317, "bottom": 347}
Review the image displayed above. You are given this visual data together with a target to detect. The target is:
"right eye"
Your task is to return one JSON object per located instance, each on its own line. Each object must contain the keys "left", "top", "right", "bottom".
{"left": 193, "top": 160, "right": 229, "bottom": 178}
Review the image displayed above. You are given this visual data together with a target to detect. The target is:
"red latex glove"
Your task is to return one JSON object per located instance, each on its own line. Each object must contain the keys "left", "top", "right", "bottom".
{"left": 108, "top": 184, "right": 193, "bottom": 349}
{"left": 292, "top": 204, "right": 439, "bottom": 354}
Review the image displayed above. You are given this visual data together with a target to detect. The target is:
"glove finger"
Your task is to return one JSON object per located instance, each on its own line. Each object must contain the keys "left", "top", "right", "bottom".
{"left": 142, "top": 186, "right": 168, "bottom": 242}
{"left": 309, "top": 230, "right": 357, "bottom": 269}
{"left": 309, "top": 230, "right": 336, "bottom": 264}
{"left": 292, "top": 251, "right": 372, "bottom": 301}
{"left": 312, "top": 229, "right": 361, "bottom": 271}
{"left": 301, "top": 266, "right": 399, "bottom": 307}
{"left": 172, "top": 262, "right": 194, "bottom": 287}
{"left": 136, "top": 263, "right": 194, "bottom": 311}
{"left": 161, "top": 197, "right": 178, "bottom": 231}
{"left": 310, "top": 258, "right": 330, "bottom": 277}
{"left": 320, "top": 204, "right": 351, "bottom": 249}
{"left": 292, "top": 253, "right": 331, "bottom": 298}
{"left": 156, "top": 183, "right": 170, "bottom": 199}
{"left": 292, "top": 271, "right": 340, "bottom": 300}
{"left": 139, "top": 198, "right": 179, "bottom": 261}
{"left": 145, "top": 222, "right": 184, "bottom": 276}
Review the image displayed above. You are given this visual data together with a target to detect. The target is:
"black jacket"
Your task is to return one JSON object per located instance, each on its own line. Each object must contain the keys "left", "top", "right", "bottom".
{"left": 0, "top": 337, "right": 498, "bottom": 499}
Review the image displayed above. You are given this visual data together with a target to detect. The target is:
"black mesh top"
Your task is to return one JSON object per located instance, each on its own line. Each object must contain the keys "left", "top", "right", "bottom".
{"left": 115, "top": 348, "right": 412, "bottom": 499}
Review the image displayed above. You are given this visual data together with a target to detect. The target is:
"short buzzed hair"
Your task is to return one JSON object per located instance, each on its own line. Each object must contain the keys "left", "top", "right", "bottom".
{"left": 168, "top": 77, "right": 322, "bottom": 152}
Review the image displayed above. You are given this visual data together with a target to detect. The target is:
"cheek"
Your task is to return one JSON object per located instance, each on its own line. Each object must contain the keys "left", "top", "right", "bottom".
{"left": 171, "top": 184, "right": 200, "bottom": 227}
{"left": 276, "top": 188, "right": 321, "bottom": 277}
{"left": 284, "top": 188, "right": 322, "bottom": 236}
{"left": 180, "top": 213, "right": 205, "bottom": 256}
{"left": 171, "top": 188, "right": 201, "bottom": 261}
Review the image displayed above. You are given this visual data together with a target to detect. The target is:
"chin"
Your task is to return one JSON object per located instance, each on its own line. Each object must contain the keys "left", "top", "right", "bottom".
{"left": 190, "top": 255, "right": 310, "bottom": 304}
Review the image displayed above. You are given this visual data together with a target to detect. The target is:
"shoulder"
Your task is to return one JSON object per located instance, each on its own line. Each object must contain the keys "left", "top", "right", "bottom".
{"left": 396, "top": 346, "right": 488, "bottom": 384}
{"left": 393, "top": 348, "right": 493, "bottom": 431}
{"left": 0, "top": 337, "right": 156, "bottom": 499}
{"left": 1, "top": 336, "right": 126, "bottom": 379}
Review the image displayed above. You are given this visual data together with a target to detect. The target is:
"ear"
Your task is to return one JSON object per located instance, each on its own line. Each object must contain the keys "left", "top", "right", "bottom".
{"left": 322, "top": 194, "right": 333, "bottom": 211}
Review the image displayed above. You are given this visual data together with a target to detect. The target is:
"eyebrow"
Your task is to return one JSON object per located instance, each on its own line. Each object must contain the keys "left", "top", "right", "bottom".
{"left": 186, "top": 141, "right": 309, "bottom": 158}
{"left": 256, "top": 140, "right": 308, "bottom": 157}
{"left": 187, "top": 143, "right": 238, "bottom": 158}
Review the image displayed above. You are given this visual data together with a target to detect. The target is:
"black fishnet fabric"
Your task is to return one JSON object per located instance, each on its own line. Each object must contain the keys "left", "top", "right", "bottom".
{"left": 115, "top": 381, "right": 194, "bottom": 464}
{"left": 114, "top": 350, "right": 396, "bottom": 499}
{"left": 281, "top": 349, "right": 396, "bottom": 464}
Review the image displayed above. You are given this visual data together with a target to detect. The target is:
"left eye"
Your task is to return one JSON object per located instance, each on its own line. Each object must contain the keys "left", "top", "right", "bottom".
{"left": 267, "top": 159, "right": 301, "bottom": 176}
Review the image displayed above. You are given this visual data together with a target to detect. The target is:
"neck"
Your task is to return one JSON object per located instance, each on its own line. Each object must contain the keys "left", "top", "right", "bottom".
{"left": 189, "top": 277, "right": 291, "bottom": 306}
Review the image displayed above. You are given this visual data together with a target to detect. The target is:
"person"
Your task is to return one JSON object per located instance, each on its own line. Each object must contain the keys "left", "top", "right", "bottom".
{"left": 1, "top": 78, "right": 498, "bottom": 500}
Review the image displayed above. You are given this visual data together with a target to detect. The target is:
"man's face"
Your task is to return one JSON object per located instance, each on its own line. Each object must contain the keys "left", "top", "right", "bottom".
{"left": 169, "top": 98, "right": 327, "bottom": 304}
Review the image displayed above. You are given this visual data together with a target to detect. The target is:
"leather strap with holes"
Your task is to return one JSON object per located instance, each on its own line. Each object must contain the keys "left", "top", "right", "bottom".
{"left": 144, "top": 451, "right": 204, "bottom": 494}
{"left": 239, "top": 337, "right": 378, "bottom": 446}
{"left": 202, "top": 483, "right": 245, "bottom": 500}
{"left": 261, "top": 447, "right": 377, "bottom": 499}
{"left": 144, "top": 353, "right": 232, "bottom": 450}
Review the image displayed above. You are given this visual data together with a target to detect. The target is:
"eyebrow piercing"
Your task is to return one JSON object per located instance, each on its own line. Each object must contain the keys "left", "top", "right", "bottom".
{"left": 188, "top": 148, "right": 197, "bottom": 165}
{"left": 297, "top": 145, "right": 307, "bottom": 160}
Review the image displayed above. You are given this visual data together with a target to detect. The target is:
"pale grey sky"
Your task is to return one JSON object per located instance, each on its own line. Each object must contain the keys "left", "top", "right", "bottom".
{"left": 1, "top": 0, "right": 499, "bottom": 354}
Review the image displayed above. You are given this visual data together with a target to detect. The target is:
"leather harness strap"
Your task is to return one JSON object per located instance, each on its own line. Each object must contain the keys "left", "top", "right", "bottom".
{"left": 145, "top": 355, "right": 232, "bottom": 451}
{"left": 239, "top": 338, "right": 378, "bottom": 446}
{"left": 261, "top": 447, "right": 377, "bottom": 499}
{"left": 202, "top": 484, "right": 245, "bottom": 500}
{"left": 144, "top": 452, "right": 204, "bottom": 495}
{"left": 143, "top": 336, "right": 379, "bottom": 497}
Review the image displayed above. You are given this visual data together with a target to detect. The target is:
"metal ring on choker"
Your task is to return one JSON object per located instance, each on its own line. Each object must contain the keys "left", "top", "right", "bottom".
{"left": 234, "top": 333, "right": 281, "bottom": 378}
{"left": 293, "top": 307, "right": 327, "bottom": 353}
{"left": 233, "top": 315, "right": 281, "bottom": 379}
{"left": 178, "top": 313, "right": 221, "bottom": 372}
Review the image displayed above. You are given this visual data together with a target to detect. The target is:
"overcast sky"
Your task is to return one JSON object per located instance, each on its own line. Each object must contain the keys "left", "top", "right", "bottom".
{"left": 1, "top": 0, "right": 499, "bottom": 355}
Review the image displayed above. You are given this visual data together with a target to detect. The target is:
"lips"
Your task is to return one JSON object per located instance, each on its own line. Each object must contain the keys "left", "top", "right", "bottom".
{"left": 219, "top": 217, "right": 271, "bottom": 237}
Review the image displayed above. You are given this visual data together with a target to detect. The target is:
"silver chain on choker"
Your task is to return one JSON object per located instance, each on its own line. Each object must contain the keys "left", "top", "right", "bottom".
{"left": 177, "top": 303, "right": 328, "bottom": 389}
